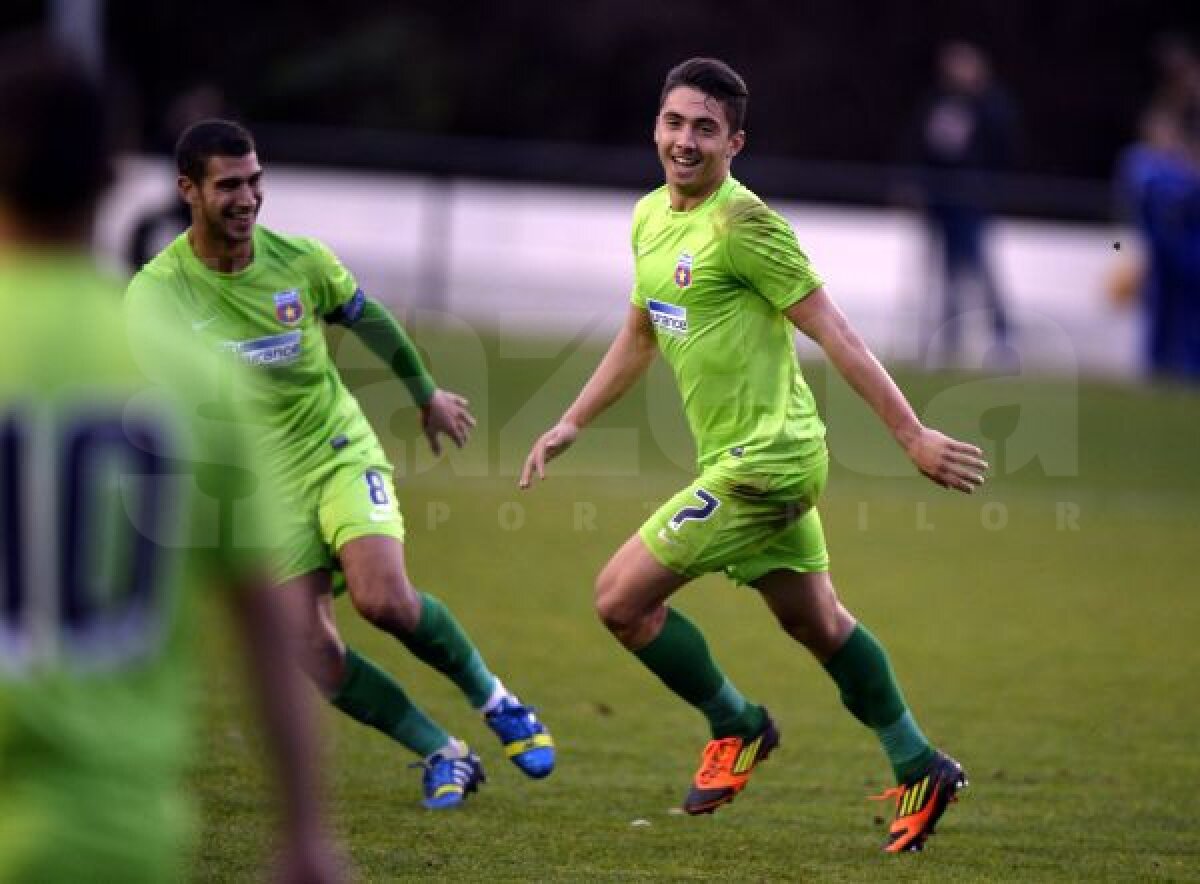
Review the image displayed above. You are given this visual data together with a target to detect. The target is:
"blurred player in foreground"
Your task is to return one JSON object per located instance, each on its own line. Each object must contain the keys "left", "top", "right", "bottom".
{"left": 522, "top": 57, "right": 987, "bottom": 853}
{"left": 0, "top": 36, "right": 339, "bottom": 882}
{"left": 128, "top": 119, "right": 554, "bottom": 809}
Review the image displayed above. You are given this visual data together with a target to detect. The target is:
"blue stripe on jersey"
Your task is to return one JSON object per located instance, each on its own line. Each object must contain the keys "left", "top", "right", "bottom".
{"left": 647, "top": 299, "right": 685, "bottom": 317}
{"left": 234, "top": 332, "right": 302, "bottom": 353}
{"left": 220, "top": 332, "right": 302, "bottom": 367}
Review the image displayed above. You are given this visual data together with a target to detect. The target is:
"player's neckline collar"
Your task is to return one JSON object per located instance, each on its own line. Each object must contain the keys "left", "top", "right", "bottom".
{"left": 183, "top": 227, "right": 261, "bottom": 279}
{"left": 665, "top": 176, "right": 736, "bottom": 217}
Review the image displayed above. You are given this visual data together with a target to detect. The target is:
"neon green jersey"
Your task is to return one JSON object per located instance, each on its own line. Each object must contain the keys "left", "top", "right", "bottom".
{"left": 127, "top": 226, "right": 386, "bottom": 491}
{"left": 630, "top": 177, "right": 826, "bottom": 472}
{"left": 0, "top": 252, "right": 275, "bottom": 882}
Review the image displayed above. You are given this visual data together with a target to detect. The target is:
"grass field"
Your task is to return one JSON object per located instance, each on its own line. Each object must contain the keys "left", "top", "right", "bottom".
{"left": 192, "top": 327, "right": 1200, "bottom": 882}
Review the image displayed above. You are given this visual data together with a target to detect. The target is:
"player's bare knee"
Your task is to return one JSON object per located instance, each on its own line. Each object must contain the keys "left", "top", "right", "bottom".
{"left": 595, "top": 582, "right": 641, "bottom": 636}
{"left": 349, "top": 570, "right": 419, "bottom": 632}
{"left": 350, "top": 586, "right": 404, "bottom": 631}
{"left": 773, "top": 599, "right": 843, "bottom": 653}
{"left": 598, "top": 596, "right": 663, "bottom": 651}
{"left": 789, "top": 605, "right": 854, "bottom": 659}
{"left": 593, "top": 587, "right": 625, "bottom": 633}
{"left": 771, "top": 609, "right": 813, "bottom": 648}
{"left": 593, "top": 564, "right": 619, "bottom": 617}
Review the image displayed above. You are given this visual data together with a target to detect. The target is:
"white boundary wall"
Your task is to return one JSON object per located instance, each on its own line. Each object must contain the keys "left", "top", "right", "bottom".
{"left": 99, "top": 156, "right": 1140, "bottom": 377}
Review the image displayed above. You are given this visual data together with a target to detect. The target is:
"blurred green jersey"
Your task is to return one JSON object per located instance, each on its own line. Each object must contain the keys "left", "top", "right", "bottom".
{"left": 0, "top": 251, "right": 273, "bottom": 883}
{"left": 630, "top": 177, "right": 826, "bottom": 473}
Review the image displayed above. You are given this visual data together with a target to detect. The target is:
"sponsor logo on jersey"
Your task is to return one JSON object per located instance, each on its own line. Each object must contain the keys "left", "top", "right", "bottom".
{"left": 647, "top": 299, "right": 688, "bottom": 336}
{"left": 674, "top": 251, "right": 694, "bottom": 288}
{"left": 274, "top": 289, "right": 305, "bottom": 326}
{"left": 220, "top": 331, "right": 302, "bottom": 367}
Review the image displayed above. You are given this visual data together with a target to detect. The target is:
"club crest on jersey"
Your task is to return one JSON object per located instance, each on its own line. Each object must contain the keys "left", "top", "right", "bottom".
{"left": 647, "top": 299, "right": 688, "bottom": 336}
{"left": 674, "top": 252, "right": 694, "bottom": 288}
{"left": 274, "top": 289, "right": 304, "bottom": 326}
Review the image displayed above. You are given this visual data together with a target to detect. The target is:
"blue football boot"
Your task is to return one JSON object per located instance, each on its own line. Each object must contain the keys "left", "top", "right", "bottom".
{"left": 484, "top": 696, "right": 556, "bottom": 779}
{"left": 414, "top": 743, "right": 486, "bottom": 809}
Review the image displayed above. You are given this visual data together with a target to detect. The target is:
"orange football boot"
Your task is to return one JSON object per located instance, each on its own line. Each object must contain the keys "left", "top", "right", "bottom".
{"left": 683, "top": 710, "right": 780, "bottom": 815}
{"left": 870, "top": 751, "right": 967, "bottom": 852}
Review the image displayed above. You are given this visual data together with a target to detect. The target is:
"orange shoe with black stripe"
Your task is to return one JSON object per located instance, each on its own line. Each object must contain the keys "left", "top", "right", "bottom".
{"left": 870, "top": 751, "right": 967, "bottom": 852}
{"left": 682, "top": 710, "right": 780, "bottom": 815}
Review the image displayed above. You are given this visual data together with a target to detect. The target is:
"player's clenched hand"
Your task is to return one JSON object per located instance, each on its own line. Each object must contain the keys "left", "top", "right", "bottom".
{"left": 905, "top": 426, "right": 988, "bottom": 493}
{"left": 519, "top": 420, "right": 579, "bottom": 488}
{"left": 420, "top": 389, "right": 476, "bottom": 455}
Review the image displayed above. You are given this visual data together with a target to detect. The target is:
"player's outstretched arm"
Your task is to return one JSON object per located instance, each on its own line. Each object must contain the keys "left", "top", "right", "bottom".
{"left": 229, "top": 579, "right": 343, "bottom": 884}
{"left": 335, "top": 296, "right": 475, "bottom": 453}
{"left": 785, "top": 287, "right": 988, "bottom": 493}
{"left": 520, "top": 306, "right": 657, "bottom": 488}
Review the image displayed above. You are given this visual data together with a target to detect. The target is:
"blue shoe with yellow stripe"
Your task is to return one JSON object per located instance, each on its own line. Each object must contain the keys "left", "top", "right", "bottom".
{"left": 416, "top": 743, "right": 485, "bottom": 810}
{"left": 484, "top": 696, "right": 556, "bottom": 779}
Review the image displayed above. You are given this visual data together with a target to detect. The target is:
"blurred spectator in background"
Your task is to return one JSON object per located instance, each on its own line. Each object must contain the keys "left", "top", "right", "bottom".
{"left": 903, "top": 41, "right": 1016, "bottom": 366}
{"left": 0, "top": 35, "right": 340, "bottom": 882}
{"left": 1116, "top": 36, "right": 1200, "bottom": 381}
{"left": 1146, "top": 34, "right": 1200, "bottom": 143}
{"left": 125, "top": 84, "right": 226, "bottom": 270}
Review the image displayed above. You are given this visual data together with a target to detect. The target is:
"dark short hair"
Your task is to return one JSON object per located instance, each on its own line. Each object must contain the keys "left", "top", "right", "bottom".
{"left": 175, "top": 119, "right": 256, "bottom": 183}
{"left": 0, "top": 33, "right": 112, "bottom": 222}
{"left": 660, "top": 57, "right": 749, "bottom": 132}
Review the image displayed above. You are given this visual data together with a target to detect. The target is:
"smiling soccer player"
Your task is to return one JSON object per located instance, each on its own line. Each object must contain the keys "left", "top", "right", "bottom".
{"left": 128, "top": 120, "right": 555, "bottom": 809}
{"left": 522, "top": 57, "right": 985, "bottom": 852}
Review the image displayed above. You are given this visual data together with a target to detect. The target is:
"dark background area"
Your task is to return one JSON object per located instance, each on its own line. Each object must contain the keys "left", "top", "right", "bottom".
{"left": 7, "top": 0, "right": 1200, "bottom": 215}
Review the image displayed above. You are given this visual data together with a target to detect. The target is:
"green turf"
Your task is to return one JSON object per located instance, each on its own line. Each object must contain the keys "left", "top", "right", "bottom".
{"left": 190, "top": 327, "right": 1200, "bottom": 882}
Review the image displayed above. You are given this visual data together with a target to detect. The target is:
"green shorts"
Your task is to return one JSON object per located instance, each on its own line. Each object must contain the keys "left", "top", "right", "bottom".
{"left": 639, "top": 452, "right": 830, "bottom": 585}
{"left": 276, "top": 462, "right": 406, "bottom": 583}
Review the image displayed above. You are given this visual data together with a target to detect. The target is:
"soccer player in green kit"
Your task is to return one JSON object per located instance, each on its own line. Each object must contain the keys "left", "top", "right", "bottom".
{"left": 521, "top": 58, "right": 987, "bottom": 852}
{"left": 128, "top": 120, "right": 554, "bottom": 809}
{"left": 0, "top": 37, "right": 338, "bottom": 882}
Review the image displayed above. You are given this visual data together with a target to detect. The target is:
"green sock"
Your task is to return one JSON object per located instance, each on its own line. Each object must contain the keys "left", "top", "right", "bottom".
{"left": 397, "top": 592, "right": 498, "bottom": 708}
{"left": 331, "top": 648, "right": 448, "bottom": 757}
{"left": 633, "top": 607, "right": 764, "bottom": 739}
{"left": 822, "top": 623, "right": 935, "bottom": 781}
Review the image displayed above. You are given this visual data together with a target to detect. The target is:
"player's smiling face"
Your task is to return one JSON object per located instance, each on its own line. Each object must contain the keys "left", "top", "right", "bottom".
{"left": 183, "top": 152, "right": 263, "bottom": 245}
{"left": 654, "top": 86, "right": 744, "bottom": 210}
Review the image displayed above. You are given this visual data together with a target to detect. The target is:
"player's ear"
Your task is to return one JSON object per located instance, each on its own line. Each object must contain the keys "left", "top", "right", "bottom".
{"left": 728, "top": 130, "right": 746, "bottom": 159}
{"left": 177, "top": 174, "right": 196, "bottom": 207}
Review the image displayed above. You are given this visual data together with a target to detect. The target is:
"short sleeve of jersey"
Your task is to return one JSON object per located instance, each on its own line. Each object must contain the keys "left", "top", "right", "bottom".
{"left": 303, "top": 238, "right": 359, "bottom": 316}
{"left": 724, "top": 204, "right": 822, "bottom": 310}
{"left": 628, "top": 200, "right": 649, "bottom": 309}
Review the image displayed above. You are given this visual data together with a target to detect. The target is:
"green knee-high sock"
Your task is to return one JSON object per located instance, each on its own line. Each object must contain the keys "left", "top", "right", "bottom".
{"left": 633, "top": 607, "right": 764, "bottom": 739}
{"left": 330, "top": 648, "right": 449, "bottom": 757}
{"left": 397, "top": 592, "right": 498, "bottom": 708}
{"left": 822, "top": 623, "right": 934, "bottom": 781}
